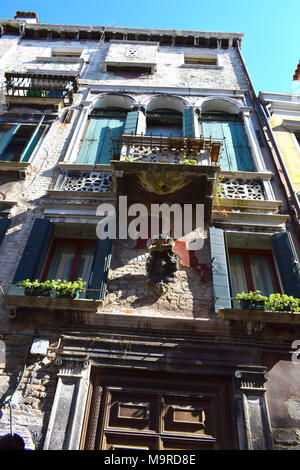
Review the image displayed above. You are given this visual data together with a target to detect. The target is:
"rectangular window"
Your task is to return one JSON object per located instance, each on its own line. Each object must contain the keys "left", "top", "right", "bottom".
{"left": 294, "top": 132, "right": 300, "bottom": 148}
{"left": 42, "top": 239, "right": 96, "bottom": 295}
{"left": 0, "top": 121, "right": 45, "bottom": 163}
{"left": 184, "top": 53, "right": 218, "bottom": 66}
{"left": 228, "top": 249, "right": 281, "bottom": 299}
{"left": 52, "top": 47, "right": 83, "bottom": 58}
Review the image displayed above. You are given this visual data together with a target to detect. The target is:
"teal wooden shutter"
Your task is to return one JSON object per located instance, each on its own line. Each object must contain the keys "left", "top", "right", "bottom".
{"left": 272, "top": 232, "right": 300, "bottom": 297}
{"left": 20, "top": 116, "right": 45, "bottom": 163}
{"left": 13, "top": 218, "right": 54, "bottom": 284}
{"left": 97, "top": 118, "right": 125, "bottom": 164}
{"left": 202, "top": 121, "right": 254, "bottom": 171}
{"left": 124, "top": 111, "right": 139, "bottom": 135}
{"left": 77, "top": 117, "right": 125, "bottom": 165}
{"left": 87, "top": 238, "right": 113, "bottom": 300}
{"left": 77, "top": 118, "right": 108, "bottom": 164}
{"left": 0, "top": 125, "right": 21, "bottom": 161}
{"left": 0, "top": 218, "right": 11, "bottom": 246}
{"left": 183, "top": 108, "right": 196, "bottom": 137}
{"left": 229, "top": 122, "right": 254, "bottom": 171}
{"left": 209, "top": 227, "right": 231, "bottom": 311}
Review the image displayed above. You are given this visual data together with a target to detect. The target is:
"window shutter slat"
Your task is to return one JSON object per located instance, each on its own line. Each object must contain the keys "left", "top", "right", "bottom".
{"left": 20, "top": 116, "right": 45, "bottom": 163}
{"left": 183, "top": 108, "right": 196, "bottom": 137}
{"left": 209, "top": 227, "right": 231, "bottom": 311}
{"left": 271, "top": 232, "right": 300, "bottom": 297}
{"left": 86, "top": 238, "right": 113, "bottom": 300}
{"left": 13, "top": 218, "right": 54, "bottom": 284}
{"left": 0, "top": 218, "right": 11, "bottom": 246}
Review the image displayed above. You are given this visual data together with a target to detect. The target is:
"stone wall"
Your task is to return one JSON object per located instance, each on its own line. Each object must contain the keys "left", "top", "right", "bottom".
{"left": 0, "top": 332, "right": 59, "bottom": 450}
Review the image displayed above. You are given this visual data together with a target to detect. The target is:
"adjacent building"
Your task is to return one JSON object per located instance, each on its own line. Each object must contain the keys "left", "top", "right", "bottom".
{"left": 0, "top": 12, "right": 299, "bottom": 450}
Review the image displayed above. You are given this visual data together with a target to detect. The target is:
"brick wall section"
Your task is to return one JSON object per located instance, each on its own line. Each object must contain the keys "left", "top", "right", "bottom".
{"left": 0, "top": 333, "right": 58, "bottom": 450}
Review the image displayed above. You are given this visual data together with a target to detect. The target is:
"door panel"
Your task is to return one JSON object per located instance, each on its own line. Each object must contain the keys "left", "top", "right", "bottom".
{"left": 81, "top": 369, "right": 237, "bottom": 450}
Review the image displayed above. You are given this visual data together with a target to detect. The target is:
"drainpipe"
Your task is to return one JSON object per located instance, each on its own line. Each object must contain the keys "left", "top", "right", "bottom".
{"left": 236, "top": 45, "right": 300, "bottom": 232}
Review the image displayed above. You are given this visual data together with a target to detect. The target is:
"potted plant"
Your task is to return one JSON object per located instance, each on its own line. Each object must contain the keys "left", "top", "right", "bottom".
{"left": 265, "top": 293, "right": 300, "bottom": 313}
{"left": 236, "top": 290, "right": 268, "bottom": 310}
{"left": 21, "top": 279, "right": 57, "bottom": 297}
{"left": 54, "top": 278, "right": 86, "bottom": 299}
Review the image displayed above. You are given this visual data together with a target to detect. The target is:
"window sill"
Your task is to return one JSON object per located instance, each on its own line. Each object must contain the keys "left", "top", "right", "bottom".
{"left": 217, "top": 308, "right": 300, "bottom": 326}
{"left": 0, "top": 161, "right": 31, "bottom": 179}
{"left": 181, "top": 64, "right": 222, "bottom": 70}
{"left": 3, "top": 292, "right": 104, "bottom": 318}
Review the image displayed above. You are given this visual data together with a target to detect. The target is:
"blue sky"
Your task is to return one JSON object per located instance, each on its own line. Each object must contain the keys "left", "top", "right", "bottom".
{"left": 1, "top": 0, "right": 299, "bottom": 95}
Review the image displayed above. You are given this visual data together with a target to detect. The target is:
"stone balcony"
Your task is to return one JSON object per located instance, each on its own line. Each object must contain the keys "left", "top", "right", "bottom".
{"left": 111, "top": 134, "right": 222, "bottom": 221}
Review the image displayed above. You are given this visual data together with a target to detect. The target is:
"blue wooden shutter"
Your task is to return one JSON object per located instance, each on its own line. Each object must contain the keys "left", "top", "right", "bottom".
{"left": 209, "top": 227, "right": 231, "bottom": 311}
{"left": 0, "top": 125, "right": 21, "bottom": 161}
{"left": 97, "top": 118, "right": 125, "bottom": 164}
{"left": 0, "top": 218, "right": 11, "bottom": 246}
{"left": 76, "top": 118, "right": 108, "bottom": 164}
{"left": 183, "top": 108, "right": 196, "bottom": 137}
{"left": 77, "top": 117, "right": 125, "bottom": 165}
{"left": 124, "top": 111, "right": 139, "bottom": 135}
{"left": 13, "top": 218, "right": 54, "bottom": 284}
{"left": 86, "top": 238, "right": 113, "bottom": 300}
{"left": 21, "top": 116, "right": 45, "bottom": 163}
{"left": 202, "top": 121, "right": 254, "bottom": 171}
{"left": 272, "top": 232, "right": 300, "bottom": 297}
{"left": 229, "top": 121, "right": 254, "bottom": 171}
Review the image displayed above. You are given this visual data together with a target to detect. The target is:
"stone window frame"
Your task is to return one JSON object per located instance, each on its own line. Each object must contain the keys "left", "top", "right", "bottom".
{"left": 182, "top": 52, "right": 222, "bottom": 69}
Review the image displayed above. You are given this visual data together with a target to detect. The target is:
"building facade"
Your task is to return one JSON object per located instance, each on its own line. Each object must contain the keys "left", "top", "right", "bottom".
{"left": 0, "top": 12, "right": 299, "bottom": 451}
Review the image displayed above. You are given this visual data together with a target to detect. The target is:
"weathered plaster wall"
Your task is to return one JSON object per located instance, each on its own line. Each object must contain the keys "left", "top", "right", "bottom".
{"left": 266, "top": 360, "right": 300, "bottom": 450}
{"left": 105, "top": 237, "right": 213, "bottom": 318}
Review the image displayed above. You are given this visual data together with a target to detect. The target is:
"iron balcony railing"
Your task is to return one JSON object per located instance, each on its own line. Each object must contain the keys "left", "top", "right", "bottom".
{"left": 5, "top": 71, "right": 79, "bottom": 106}
{"left": 111, "top": 133, "right": 223, "bottom": 166}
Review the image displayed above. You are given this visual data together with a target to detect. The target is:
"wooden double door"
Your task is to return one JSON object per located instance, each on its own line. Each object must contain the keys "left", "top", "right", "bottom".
{"left": 81, "top": 369, "right": 238, "bottom": 450}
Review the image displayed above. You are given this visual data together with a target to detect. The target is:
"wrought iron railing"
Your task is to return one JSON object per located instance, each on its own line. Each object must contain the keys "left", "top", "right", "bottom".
{"left": 111, "top": 133, "right": 223, "bottom": 166}
{"left": 5, "top": 71, "right": 79, "bottom": 106}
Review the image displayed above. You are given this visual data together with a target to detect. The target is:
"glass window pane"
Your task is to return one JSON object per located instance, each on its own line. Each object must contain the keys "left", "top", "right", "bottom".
{"left": 229, "top": 254, "right": 248, "bottom": 299}
{"left": 146, "top": 124, "right": 182, "bottom": 137}
{"left": 47, "top": 245, "right": 76, "bottom": 281}
{"left": 249, "top": 255, "right": 276, "bottom": 296}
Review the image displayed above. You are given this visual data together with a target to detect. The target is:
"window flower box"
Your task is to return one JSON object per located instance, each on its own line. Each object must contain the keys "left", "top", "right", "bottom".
{"left": 21, "top": 278, "right": 86, "bottom": 299}
{"left": 236, "top": 291, "right": 267, "bottom": 311}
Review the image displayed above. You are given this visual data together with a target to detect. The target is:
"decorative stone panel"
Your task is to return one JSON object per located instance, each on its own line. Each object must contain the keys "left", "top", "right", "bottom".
{"left": 220, "top": 179, "right": 265, "bottom": 200}
{"left": 60, "top": 172, "right": 112, "bottom": 192}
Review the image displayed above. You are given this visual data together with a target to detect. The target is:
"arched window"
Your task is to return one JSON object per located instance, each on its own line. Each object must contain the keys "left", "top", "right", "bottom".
{"left": 76, "top": 107, "right": 127, "bottom": 165}
{"left": 146, "top": 109, "right": 183, "bottom": 137}
{"left": 198, "top": 99, "right": 254, "bottom": 172}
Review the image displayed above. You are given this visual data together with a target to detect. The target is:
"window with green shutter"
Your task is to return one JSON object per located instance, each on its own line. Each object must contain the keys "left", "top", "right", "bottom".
{"left": 0, "top": 118, "right": 45, "bottom": 163}
{"left": 146, "top": 110, "right": 183, "bottom": 137}
{"left": 76, "top": 112, "right": 126, "bottom": 165}
{"left": 12, "top": 220, "right": 114, "bottom": 301}
{"left": 200, "top": 117, "right": 254, "bottom": 171}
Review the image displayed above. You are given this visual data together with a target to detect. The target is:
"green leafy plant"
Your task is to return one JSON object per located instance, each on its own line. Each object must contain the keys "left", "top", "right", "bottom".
{"left": 55, "top": 278, "right": 86, "bottom": 298}
{"left": 21, "top": 278, "right": 86, "bottom": 298}
{"left": 236, "top": 290, "right": 267, "bottom": 310}
{"left": 265, "top": 293, "right": 300, "bottom": 312}
{"left": 236, "top": 290, "right": 268, "bottom": 302}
